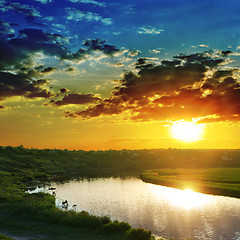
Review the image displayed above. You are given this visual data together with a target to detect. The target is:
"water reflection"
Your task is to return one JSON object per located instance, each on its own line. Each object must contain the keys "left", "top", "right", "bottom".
{"left": 149, "top": 184, "right": 212, "bottom": 210}
{"left": 38, "top": 177, "right": 240, "bottom": 240}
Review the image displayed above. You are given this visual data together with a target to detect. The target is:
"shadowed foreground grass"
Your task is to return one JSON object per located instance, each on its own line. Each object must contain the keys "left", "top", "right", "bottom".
{"left": 140, "top": 168, "right": 240, "bottom": 198}
{"left": 0, "top": 192, "right": 155, "bottom": 240}
{"left": 0, "top": 234, "right": 13, "bottom": 240}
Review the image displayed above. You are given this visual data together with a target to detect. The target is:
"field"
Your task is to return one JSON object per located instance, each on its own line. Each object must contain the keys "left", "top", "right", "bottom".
{"left": 140, "top": 168, "right": 240, "bottom": 198}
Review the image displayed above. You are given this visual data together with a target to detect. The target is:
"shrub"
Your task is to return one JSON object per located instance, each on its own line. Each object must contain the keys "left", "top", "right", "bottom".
{"left": 102, "top": 220, "right": 131, "bottom": 233}
{"left": 127, "top": 228, "right": 152, "bottom": 240}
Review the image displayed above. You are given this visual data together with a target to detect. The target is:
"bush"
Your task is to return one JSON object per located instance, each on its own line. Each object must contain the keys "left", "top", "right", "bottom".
{"left": 102, "top": 220, "right": 131, "bottom": 233}
{"left": 127, "top": 228, "right": 152, "bottom": 240}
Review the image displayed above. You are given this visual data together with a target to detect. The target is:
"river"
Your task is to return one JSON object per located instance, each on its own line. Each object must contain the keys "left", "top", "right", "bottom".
{"left": 32, "top": 177, "right": 240, "bottom": 240}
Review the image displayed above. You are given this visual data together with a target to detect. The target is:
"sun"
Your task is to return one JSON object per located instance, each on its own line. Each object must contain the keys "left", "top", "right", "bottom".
{"left": 170, "top": 121, "right": 204, "bottom": 142}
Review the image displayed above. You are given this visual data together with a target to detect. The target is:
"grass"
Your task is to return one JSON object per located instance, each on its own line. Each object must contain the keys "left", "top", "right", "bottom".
{"left": 0, "top": 234, "right": 13, "bottom": 240}
{"left": 1, "top": 192, "right": 154, "bottom": 240}
{"left": 0, "top": 208, "right": 125, "bottom": 240}
{"left": 140, "top": 168, "right": 240, "bottom": 198}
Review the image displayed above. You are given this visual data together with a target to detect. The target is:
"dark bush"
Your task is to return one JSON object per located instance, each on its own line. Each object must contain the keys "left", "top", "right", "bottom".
{"left": 127, "top": 228, "right": 152, "bottom": 240}
{"left": 102, "top": 220, "right": 131, "bottom": 233}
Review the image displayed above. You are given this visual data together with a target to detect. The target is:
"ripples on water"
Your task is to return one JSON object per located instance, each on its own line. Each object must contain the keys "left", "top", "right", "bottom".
{"left": 32, "top": 178, "right": 240, "bottom": 240}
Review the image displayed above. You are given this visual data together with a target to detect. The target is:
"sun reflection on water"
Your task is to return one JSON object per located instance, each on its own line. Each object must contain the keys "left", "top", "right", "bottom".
{"left": 149, "top": 184, "right": 212, "bottom": 210}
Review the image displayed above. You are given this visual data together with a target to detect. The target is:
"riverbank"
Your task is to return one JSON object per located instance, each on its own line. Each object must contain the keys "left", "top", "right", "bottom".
{"left": 140, "top": 168, "right": 240, "bottom": 198}
{"left": 0, "top": 194, "right": 156, "bottom": 240}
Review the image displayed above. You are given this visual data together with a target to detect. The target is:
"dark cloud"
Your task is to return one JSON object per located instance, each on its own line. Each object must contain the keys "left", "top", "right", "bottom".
{"left": 0, "top": 28, "right": 67, "bottom": 71}
{"left": 64, "top": 51, "right": 240, "bottom": 123}
{"left": 0, "top": 1, "right": 41, "bottom": 23}
{"left": 0, "top": 26, "right": 120, "bottom": 70}
{"left": 0, "top": 105, "right": 6, "bottom": 109}
{"left": 40, "top": 67, "right": 58, "bottom": 74}
{"left": 59, "top": 88, "right": 69, "bottom": 94}
{"left": 0, "top": 25, "right": 119, "bottom": 101}
{"left": 0, "top": 20, "right": 16, "bottom": 39}
{"left": 51, "top": 93, "right": 100, "bottom": 106}
{"left": 83, "top": 39, "right": 119, "bottom": 56}
{"left": 0, "top": 71, "right": 53, "bottom": 100}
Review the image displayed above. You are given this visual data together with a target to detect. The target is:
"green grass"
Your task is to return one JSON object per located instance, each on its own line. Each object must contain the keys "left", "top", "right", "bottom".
{"left": 0, "top": 234, "right": 13, "bottom": 240}
{"left": 140, "top": 168, "right": 240, "bottom": 198}
{"left": 0, "top": 208, "right": 125, "bottom": 240}
{"left": 1, "top": 192, "right": 154, "bottom": 240}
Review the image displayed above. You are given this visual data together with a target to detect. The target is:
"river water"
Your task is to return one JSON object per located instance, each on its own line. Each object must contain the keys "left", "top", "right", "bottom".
{"left": 34, "top": 177, "right": 240, "bottom": 240}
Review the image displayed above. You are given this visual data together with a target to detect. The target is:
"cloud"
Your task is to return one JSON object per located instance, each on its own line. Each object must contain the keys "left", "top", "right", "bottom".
{"left": 68, "top": 0, "right": 106, "bottom": 7}
{"left": 0, "top": 25, "right": 119, "bottom": 68}
{"left": 0, "top": 1, "right": 41, "bottom": 22}
{"left": 0, "top": 24, "right": 120, "bottom": 102}
{"left": 0, "top": 20, "right": 16, "bottom": 38}
{"left": 34, "top": 0, "right": 53, "bottom": 4}
{"left": 138, "top": 26, "right": 164, "bottom": 35}
{"left": 61, "top": 38, "right": 121, "bottom": 64}
{"left": 128, "top": 50, "right": 141, "bottom": 57}
{"left": 65, "top": 8, "right": 111, "bottom": 25}
{"left": 0, "top": 28, "right": 68, "bottom": 100}
{"left": 0, "top": 28, "right": 67, "bottom": 70}
{"left": 149, "top": 48, "right": 161, "bottom": 54}
{"left": 192, "top": 44, "right": 209, "bottom": 49}
{"left": 121, "top": 4, "right": 135, "bottom": 15}
{"left": 83, "top": 39, "right": 119, "bottom": 56}
{"left": 0, "top": 71, "right": 54, "bottom": 100}
{"left": 51, "top": 93, "right": 101, "bottom": 106}
{"left": 64, "top": 51, "right": 240, "bottom": 124}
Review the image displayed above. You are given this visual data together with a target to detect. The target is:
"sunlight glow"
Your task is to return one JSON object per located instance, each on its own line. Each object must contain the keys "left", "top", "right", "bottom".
{"left": 150, "top": 185, "right": 212, "bottom": 210}
{"left": 170, "top": 121, "right": 204, "bottom": 142}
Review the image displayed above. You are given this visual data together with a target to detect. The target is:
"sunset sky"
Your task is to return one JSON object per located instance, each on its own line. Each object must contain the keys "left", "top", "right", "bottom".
{"left": 0, "top": 0, "right": 240, "bottom": 150}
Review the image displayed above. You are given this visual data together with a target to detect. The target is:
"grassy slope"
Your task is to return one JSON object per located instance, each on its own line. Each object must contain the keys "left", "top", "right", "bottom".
{"left": 140, "top": 168, "right": 240, "bottom": 198}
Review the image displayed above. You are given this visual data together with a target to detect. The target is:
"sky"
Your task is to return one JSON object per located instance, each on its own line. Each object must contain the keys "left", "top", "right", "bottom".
{"left": 0, "top": 0, "right": 240, "bottom": 150}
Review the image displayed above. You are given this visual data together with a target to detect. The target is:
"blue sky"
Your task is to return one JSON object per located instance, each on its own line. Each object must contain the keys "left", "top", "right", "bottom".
{"left": 2, "top": 0, "right": 240, "bottom": 55}
{"left": 0, "top": 0, "right": 240, "bottom": 149}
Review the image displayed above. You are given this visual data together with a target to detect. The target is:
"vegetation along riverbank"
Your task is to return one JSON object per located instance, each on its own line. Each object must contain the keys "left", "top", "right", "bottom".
{"left": 0, "top": 146, "right": 240, "bottom": 239}
{"left": 140, "top": 168, "right": 240, "bottom": 198}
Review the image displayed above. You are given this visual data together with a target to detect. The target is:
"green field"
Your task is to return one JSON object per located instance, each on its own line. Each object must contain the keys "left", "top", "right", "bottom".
{"left": 140, "top": 168, "right": 240, "bottom": 198}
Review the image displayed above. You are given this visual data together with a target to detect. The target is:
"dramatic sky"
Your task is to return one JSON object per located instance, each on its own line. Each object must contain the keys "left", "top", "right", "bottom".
{"left": 0, "top": 0, "right": 240, "bottom": 149}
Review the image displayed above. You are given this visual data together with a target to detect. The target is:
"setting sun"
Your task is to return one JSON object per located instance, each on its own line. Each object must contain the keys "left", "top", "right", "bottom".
{"left": 171, "top": 121, "right": 204, "bottom": 142}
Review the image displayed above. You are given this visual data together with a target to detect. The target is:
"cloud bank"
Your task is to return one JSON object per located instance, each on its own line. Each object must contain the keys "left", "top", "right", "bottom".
{"left": 64, "top": 51, "right": 240, "bottom": 123}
